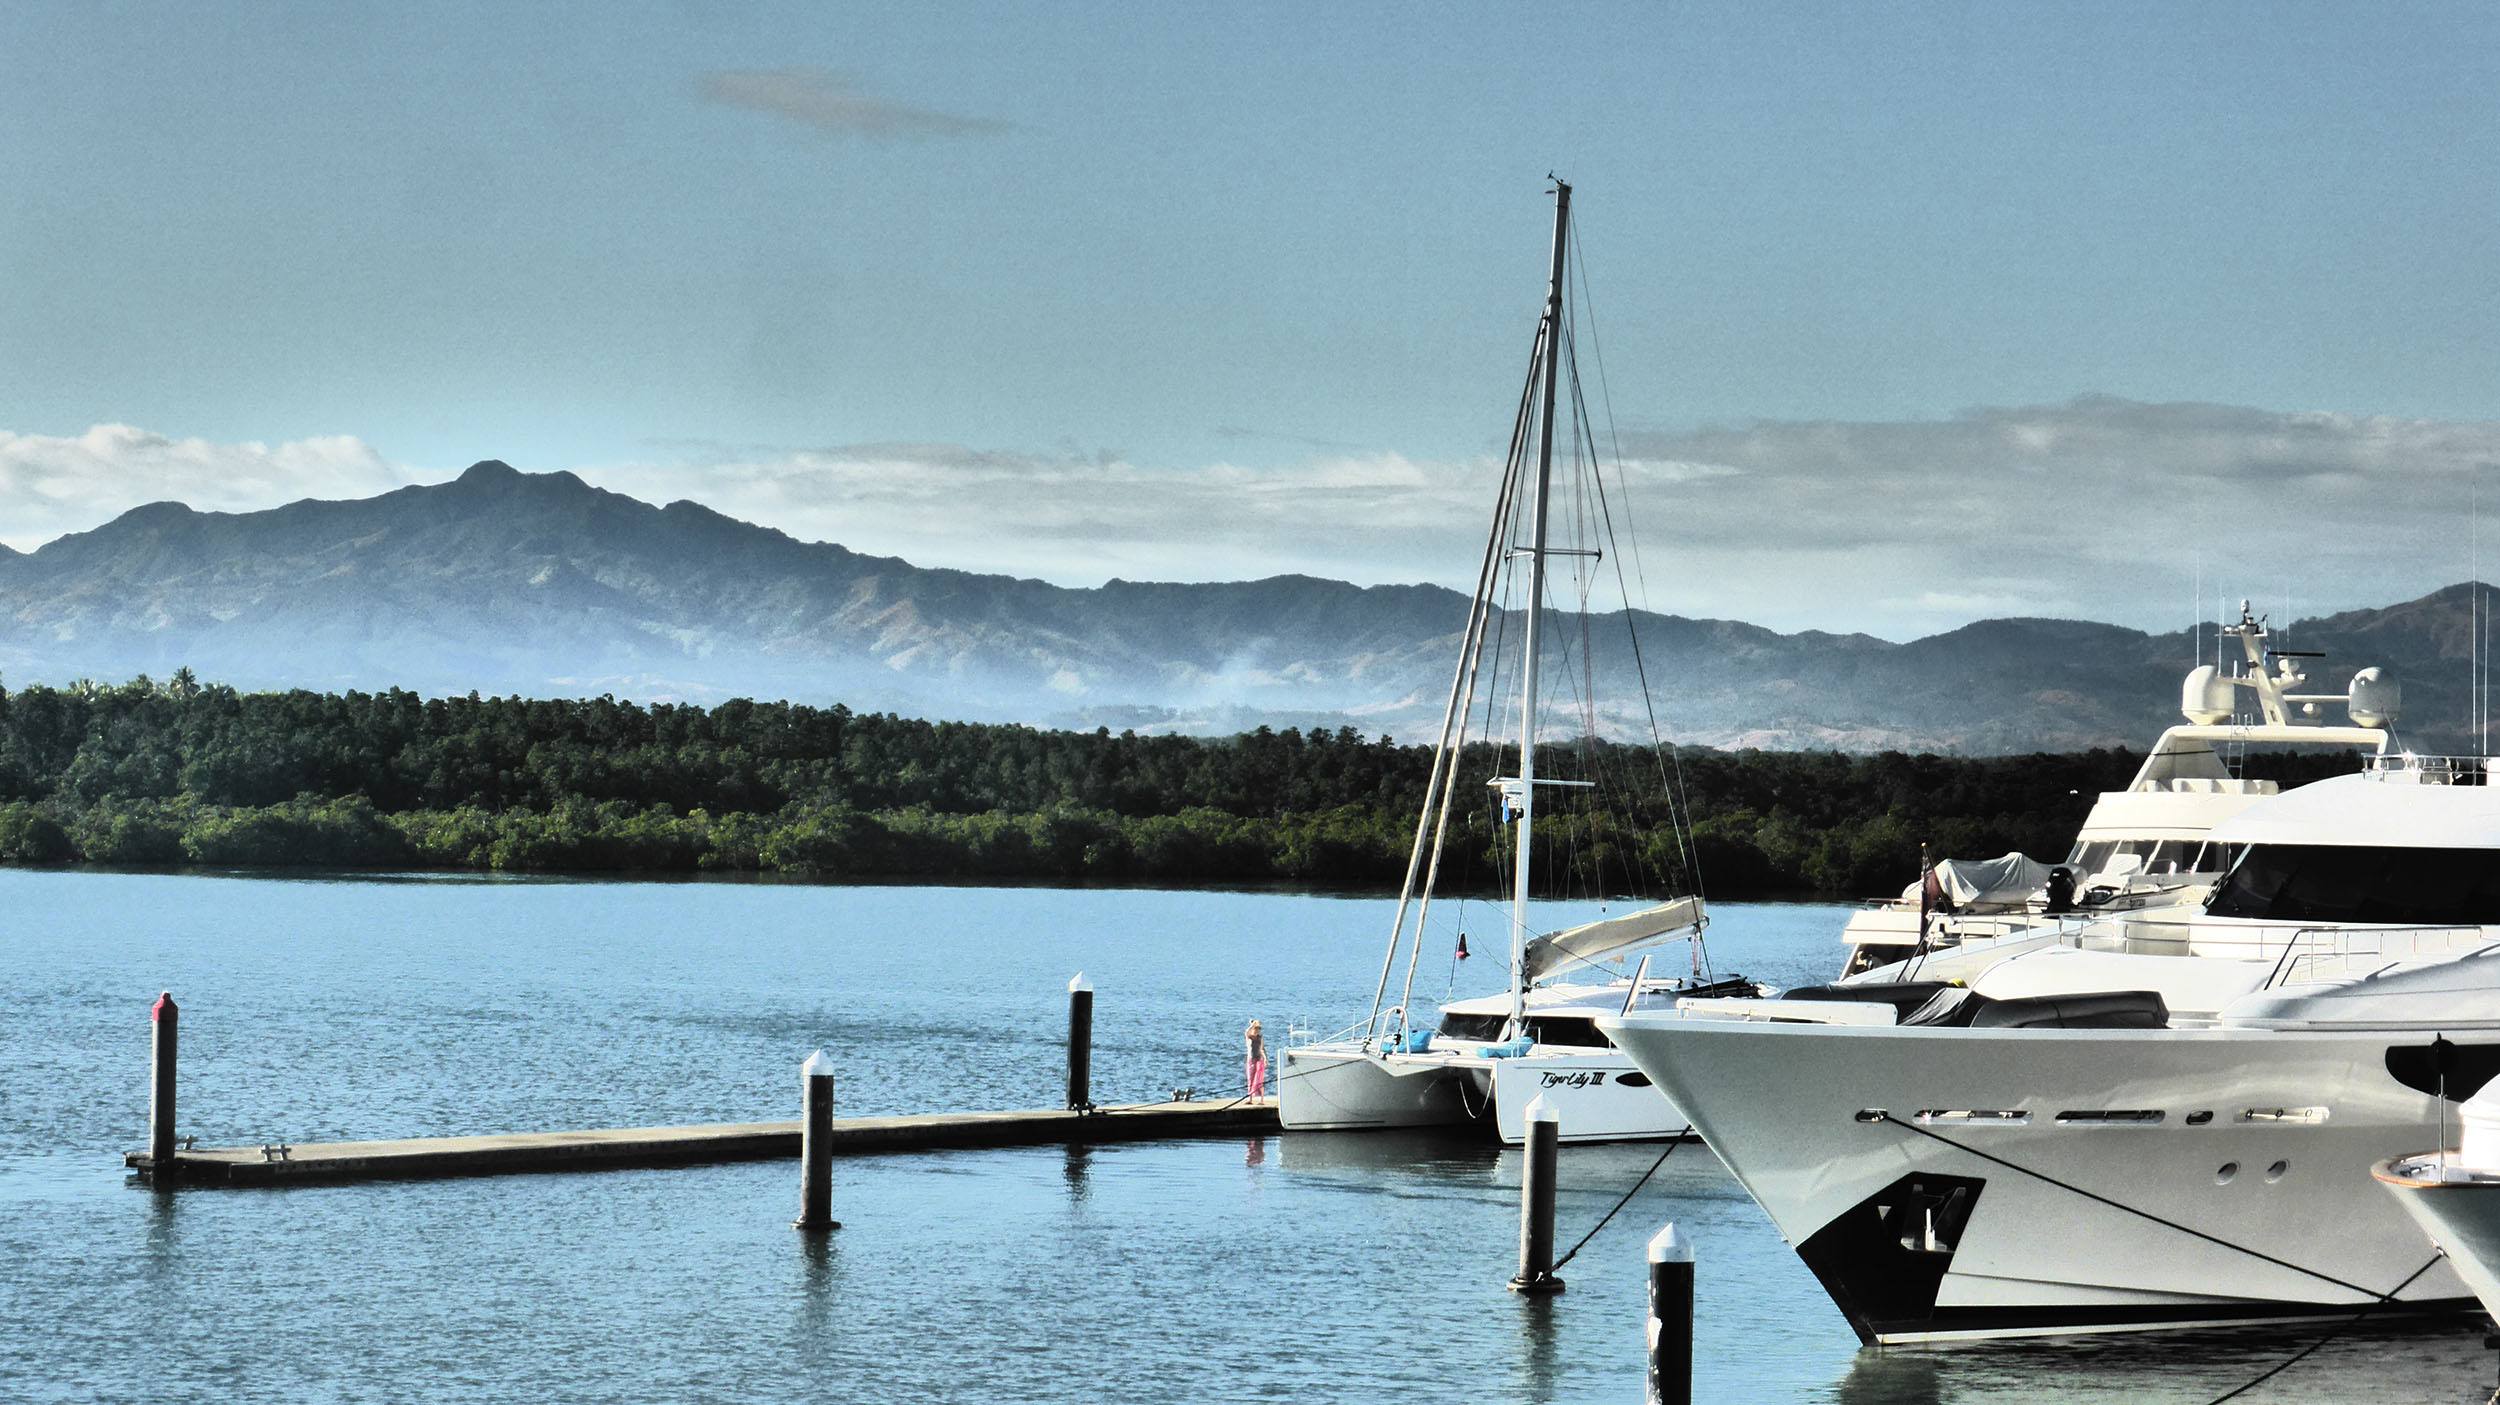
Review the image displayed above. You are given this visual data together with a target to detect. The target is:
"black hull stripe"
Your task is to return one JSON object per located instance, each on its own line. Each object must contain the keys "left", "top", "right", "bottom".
{"left": 1861, "top": 1295, "right": 2478, "bottom": 1344}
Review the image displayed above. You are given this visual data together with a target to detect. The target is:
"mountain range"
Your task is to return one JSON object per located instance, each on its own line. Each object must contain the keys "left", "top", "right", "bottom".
{"left": 0, "top": 460, "right": 2488, "bottom": 754}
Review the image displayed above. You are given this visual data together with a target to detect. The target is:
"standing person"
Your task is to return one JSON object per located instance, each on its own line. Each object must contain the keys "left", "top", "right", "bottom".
{"left": 1244, "top": 1019, "right": 1267, "bottom": 1099}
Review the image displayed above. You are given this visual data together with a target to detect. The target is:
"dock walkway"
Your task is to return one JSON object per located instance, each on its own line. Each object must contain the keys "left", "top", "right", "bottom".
{"left": 128, "top": 1098, "right": 1278, "bottom": 1187}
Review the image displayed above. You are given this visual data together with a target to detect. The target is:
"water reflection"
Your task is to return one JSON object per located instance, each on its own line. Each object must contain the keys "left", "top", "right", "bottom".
{"left": 1833, "top": 1351, "right": 1941, "bottom": 1405}
{"left": 1515, "top": 1293, "right": 1561, "bottom": 1403}
{"left": 1063, "top": 1143, "right": 1094, "bottom": 1205}
{"left": 138, "top": 1181, "right": 179, "bottom": 1286}
{"left": 1831, "top": 1319, "right": 2495, "bottom": 1403}
{"left": 797, "top": 1231, "right": 840, "bottom": 1316}
{"left": 1245, "top": 1137, "right": 1266, "bottom": 1169}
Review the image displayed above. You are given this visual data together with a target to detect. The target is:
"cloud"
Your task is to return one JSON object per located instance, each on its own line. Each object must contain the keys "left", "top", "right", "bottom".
{"left": 12, "top": 398, "right": 2500, "bottom": 641}
{"left": 697, "top": 68, "right": 1006, "bottom": 140}
{"left": 1594, "top": 396, "right": 2500, "bottom": 633}
{"left": 0, "top": 425, "right": 418, "bottom": 550}
{"left": 588, "top": 442, "right": 1485, "bottom": 587}
{"left": 590, "top": 397, "right": 2500, "bottom": 638}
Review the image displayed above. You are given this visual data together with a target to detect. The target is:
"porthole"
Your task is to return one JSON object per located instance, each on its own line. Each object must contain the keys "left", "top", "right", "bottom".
{"left": 2216, "top": 1161, "right": 2240, "bottom": 1185}
{"left": 1618, "top": 1071, "right": 1652, "bottom": 1088}
{"left": 2265, "top": 1159, "right": 2289, "bottom": 1183}
{"left": 2185, "top": 1110, "right": 2214, "bottom": 1126}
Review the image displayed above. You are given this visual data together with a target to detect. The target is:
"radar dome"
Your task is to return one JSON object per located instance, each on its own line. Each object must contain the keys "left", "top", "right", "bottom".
{"left": 2348, "top": 667, "right": 2401, "bottom": 729}
{"left": 2181, "top": 665, "right": 2233, "bottom": 725}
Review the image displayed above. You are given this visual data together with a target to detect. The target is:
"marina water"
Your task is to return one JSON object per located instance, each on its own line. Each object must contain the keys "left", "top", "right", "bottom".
{"left": 3, "top": 871, "right": 2487, "bottom": 1402}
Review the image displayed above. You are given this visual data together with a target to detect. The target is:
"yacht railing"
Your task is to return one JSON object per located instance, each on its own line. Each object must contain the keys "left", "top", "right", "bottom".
{"left": 2260, "top": 925, "right": 2500, "bottom": 989}
{"left": 2362, "top": 753, "right": 2500, "bottom": 786}
{"left": 1287, "top": 1014, "right": 1383, "bottom": 1049}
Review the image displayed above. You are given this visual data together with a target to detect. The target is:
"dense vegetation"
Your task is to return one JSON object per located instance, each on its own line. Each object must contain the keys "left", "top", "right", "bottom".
{"left": 0, "top": 673, "right": 2354, "bottom": 896}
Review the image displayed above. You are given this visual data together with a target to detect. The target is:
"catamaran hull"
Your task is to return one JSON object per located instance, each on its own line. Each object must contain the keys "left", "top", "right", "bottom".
{"left": 1276, "top": 1047, "right": 1471, "bottom": 1131}
{"left": 1488, "top": 1055, "right": 1695, "bottom": 1144}
{"left": 1597, "top": 1016, "right": 2472, "bottom": 1343}
{"left": 1279, "top": 1044, "right": 1695, "bottom": 1144}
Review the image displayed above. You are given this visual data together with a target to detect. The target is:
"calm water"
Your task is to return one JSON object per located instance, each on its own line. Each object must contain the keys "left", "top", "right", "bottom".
{"left": 2, "top": 871, "right": 2489, "bottom": 1402}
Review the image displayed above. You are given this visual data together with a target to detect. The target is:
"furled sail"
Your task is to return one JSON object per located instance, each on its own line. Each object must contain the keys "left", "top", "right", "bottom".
{"left": 1521, "top": 896, "right": 1705, "bottom": 981}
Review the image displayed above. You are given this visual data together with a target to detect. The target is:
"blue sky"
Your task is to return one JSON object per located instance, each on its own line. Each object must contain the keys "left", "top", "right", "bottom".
{"left": 3, "top": 2, "right": 2495, "bottom": 636}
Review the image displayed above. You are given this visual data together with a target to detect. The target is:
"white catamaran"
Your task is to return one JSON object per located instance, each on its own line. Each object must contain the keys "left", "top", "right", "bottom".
{"left": 1277, "top": 181, "right": 1754, "bottom": 1146}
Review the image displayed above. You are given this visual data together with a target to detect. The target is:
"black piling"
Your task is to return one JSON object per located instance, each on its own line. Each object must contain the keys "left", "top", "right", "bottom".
{"left": 1066, "top": 974, "right": 1095, "bottom": 1113}
{"left": 1509, "top": 1094, "right": 1564, "bottom": 1295}
{"left": 795, "top": 1049, "right": 840, "bottom": 1231}
{"left": 1646, "top": 1222, "right": 1693, "bottom": 1405}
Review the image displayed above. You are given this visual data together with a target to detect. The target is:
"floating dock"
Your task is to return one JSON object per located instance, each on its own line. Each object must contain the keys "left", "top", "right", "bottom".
{"left": 127, "top": 1098, "right": 1278, "bottom": 1187}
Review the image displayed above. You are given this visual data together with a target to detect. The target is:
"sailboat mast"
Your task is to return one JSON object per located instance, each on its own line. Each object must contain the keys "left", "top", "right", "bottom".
{"left": 1508, "top": 179, "right": 1570, "bottom": 1036}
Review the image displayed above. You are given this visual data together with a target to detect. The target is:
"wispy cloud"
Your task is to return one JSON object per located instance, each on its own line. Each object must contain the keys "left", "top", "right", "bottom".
{"left": 589, "top": 443, "right": 1476, "bottom": 585}
{"left": 697, "top": 68, "right": 1007, "bottom": 140}
{"left": 11, "top": 399, "right": 2500, "bottom": 640}
{"left": 0, "top": 425, "right": 419, "bottom": 550}
{"left": 591, "top": 397, "right": 2500, "bottom": 636}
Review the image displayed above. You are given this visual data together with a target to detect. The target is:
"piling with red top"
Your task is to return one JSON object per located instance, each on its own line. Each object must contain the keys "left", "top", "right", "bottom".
{"left": 148, "top": 991, "right": 179, "bottom": 1178}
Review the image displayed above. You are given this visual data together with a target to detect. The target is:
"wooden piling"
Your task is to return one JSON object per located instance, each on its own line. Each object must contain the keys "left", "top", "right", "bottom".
{"left": 148, "top": 991, "right": 178, "bottom": 1179}
{"left": 796, "top": 1049, "right": 840, "bottom": 1231}
{"left": 1066, "top": 973, "right": 1094, "bottom": 1113}
{"left": 1646, "top": 1222, "right": 1694, "bottom": 1405}
{"left": 1509, "top": 1093, "right": 1564, "bottom": 1295}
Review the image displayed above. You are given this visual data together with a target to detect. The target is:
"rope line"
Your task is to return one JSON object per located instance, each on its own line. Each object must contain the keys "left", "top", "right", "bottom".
{"left": 2202, "top": 1253, "right": 2446, "bottom": 1404}
{"left": 1551, "top": 1125, "right": 1694, "bottom": 1271}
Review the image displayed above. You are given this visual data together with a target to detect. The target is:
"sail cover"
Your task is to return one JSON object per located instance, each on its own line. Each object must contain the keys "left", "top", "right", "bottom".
{"left": 1522, "top": 896, "right": 1705, "bottom": 981}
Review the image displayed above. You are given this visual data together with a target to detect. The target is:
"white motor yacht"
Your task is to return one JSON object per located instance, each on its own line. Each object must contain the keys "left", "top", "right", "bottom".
{"left": 1836, "top": 605, "right": 2396, "bottom": 978}
{"left": 1601, "top": 736, "right": 2500, "bottom": 1344}
{"left": 1278, "top": 181, "right": 1755, "bottom": 1146}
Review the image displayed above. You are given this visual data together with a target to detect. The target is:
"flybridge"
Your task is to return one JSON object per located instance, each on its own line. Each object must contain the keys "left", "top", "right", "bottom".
{"left": 2177, "top": 597, "right": 2400, "bottom": 734}
{"left": 2125, "top": 600, "right": 2400, "bottom": 796}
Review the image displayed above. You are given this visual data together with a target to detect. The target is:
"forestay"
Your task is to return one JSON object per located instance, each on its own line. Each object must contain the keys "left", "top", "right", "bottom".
{"left": 1522, "top": 896, "right": 1704, "bottom": 981}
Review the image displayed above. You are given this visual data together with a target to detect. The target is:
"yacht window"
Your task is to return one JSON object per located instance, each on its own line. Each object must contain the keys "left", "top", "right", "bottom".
{"left": 1438, "top": 1012, "right": 1509, "bottom": 1041}
{"left": 2185, "top": 843, "right": 2241, "bottom": 875}
{"left": 1914, "top": 1109, "right": 2031, "bottom": 1127}
{"left": 2068, "top": 841, "right": 2117, "bottom": 874}
{"left": 2144, "top": 841, "right": 2197, "bottom": 875}
{"left": 2208, "top": 845, "right": 2500, "bottom": 925}
{"left": 1525, "top": 1016, "right": 1610, "bottom": 1048}
{"left": 2238, "top": 1107, "right": 2328, "bottom": 1124}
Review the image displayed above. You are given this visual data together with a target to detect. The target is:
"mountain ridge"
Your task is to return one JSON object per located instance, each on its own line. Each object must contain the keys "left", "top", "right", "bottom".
{"left": 0, "top": 462, "right": 2486, "bottom": 753}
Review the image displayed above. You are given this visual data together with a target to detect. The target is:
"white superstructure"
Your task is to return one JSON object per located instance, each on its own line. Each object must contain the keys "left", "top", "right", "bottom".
{"left": 1837, "top": 603, "right": 2395, "bottom": 978}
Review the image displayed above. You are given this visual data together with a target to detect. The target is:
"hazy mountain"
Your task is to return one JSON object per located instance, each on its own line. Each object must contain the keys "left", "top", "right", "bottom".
{"left": 0, "top": 461, "right": 2486, "bottom": 753}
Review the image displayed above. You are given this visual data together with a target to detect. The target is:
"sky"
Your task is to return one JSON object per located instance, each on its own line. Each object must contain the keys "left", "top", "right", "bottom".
{"left": 2, "top": 1, "right": 2495, "bottom": 638}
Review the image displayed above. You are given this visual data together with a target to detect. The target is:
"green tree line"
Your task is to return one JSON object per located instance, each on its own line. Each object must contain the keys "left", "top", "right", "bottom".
{"left": 0, "top": 672, "right": 2348, "bottom": 895}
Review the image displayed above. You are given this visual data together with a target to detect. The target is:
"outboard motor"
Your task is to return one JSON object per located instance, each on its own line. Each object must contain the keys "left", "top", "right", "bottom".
{"left": 2043, "top": 865, "right": 2076, "bottom": 915}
